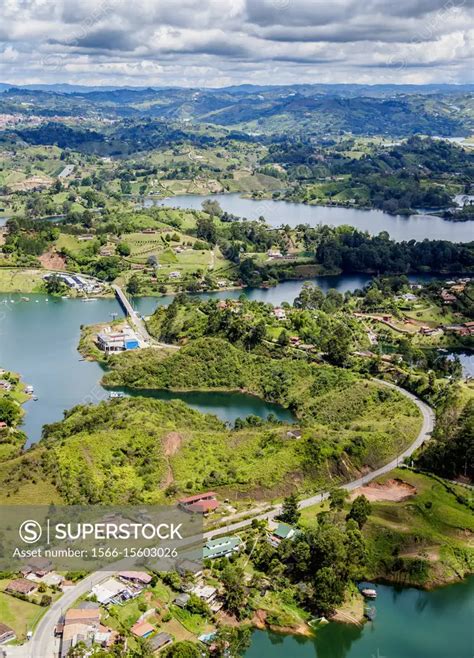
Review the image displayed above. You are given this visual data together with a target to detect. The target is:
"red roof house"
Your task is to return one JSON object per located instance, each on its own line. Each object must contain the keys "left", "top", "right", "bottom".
{"left": 178, "top": 492, "right": 219, "bottom": 514}
{"left": 131, "top": 621, "right": 155, "bottom": 638}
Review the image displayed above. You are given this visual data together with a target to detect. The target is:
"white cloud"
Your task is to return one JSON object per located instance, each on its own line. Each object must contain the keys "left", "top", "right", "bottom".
{"left": 0, "top": 0, "right": 472, "bottom": 85}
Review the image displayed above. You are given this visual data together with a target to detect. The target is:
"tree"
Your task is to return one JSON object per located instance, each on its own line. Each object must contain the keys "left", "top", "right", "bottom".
{"left": 345, "top": 519, "right": 367, "bottom": 574}
{"left": 294, "top": 282, "right": 325, "bottom": 310}
{"left": 67, "top": 642, "right": 89, "bottom": 657}
{"left": 126, "top": 274, "right": 141, "bottom": 296}
{"left": 325, "top": 324, "right": 351, "bottom": 366}
{"left": 211, "top": 626, "right": 251, "bottom": 657}
{"left": 0, "top": 398, "right": 21, "bottom": 426}
{"left": 44, "top": 274, "right": 68, "bottom": 296}
{"left": 202, "top": 199, "right": 223, "bottom": 218}
{"left": 329, "top": 487, "right": 348, "bottom": 511}
{"left": 186, "top": 593, "right": 209, "bottom": 617}
{"left": 117, "top": 242, "right": 131, "bottom": 256}
{"left": 163, "top": 640, "right": 205, "bottom": 658}
{"left": 279, "top": 493, "right": 300, "bottom": 525}
{"left": 196, "top": 216, "right": 217, "bottom": 244}
{"left": 347, "top": 495, "right": 372, "bottom": 528}
{"left": 278, "top": 329, "right": 290, "bottom": 347}
{"left": 313, "top": 566, "right": 346, "bottom": 615}
{"left": 221, "top": 563, "right": 246, "bottom": 619}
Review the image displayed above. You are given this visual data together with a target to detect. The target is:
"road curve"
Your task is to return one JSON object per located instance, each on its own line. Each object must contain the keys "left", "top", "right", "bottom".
{"left": 14, "top": 379, "right": 434, "bottom": 658}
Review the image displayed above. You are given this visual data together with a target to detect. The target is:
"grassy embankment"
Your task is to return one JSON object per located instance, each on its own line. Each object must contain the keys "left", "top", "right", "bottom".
{"left": 0, "top": 369, "right": 31, "bottom": 460}
{"left": 0, "top": 338, "right": 420, "bottom": 506}
{"left": 0, "top": 268, "right": 46, "bottom": 293}
{"left": 300, "top": 468, "right": 474, "bottom": 588}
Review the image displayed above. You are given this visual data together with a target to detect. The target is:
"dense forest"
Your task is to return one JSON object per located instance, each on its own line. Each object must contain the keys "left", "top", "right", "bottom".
{"left": 417, "top": 399, "right": 474, "bottom": 481}
{"left": 314, "top": 228, "right": 474, "bottom": 274}
{"left": 267, "top": 136, "right": 474, "bottom": 214}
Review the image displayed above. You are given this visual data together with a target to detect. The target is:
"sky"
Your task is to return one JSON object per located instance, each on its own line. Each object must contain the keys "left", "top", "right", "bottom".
{"left": 0, "top": 0, "right": 473, "bottom": 88}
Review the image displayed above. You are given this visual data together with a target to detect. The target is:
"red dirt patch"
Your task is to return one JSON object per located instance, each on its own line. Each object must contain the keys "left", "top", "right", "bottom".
{"left": 350, "top": 478, "right": 416, "bottom": 502}
{"left": 163, "top": 431, "right": 182, "bottom": 457}
{"left": 39, "top": 250, "right": 67, "bottom": 270}
{"left": 162, "top": 432, "right": 183, "bottom": 487}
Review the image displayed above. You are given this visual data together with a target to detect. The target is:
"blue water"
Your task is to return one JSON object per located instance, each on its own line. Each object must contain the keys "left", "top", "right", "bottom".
{"left": 146, "top": 193, "right": 473, "bottom": 242}
{"left": 245, "top": 578, "right": 474, "bottom": 658}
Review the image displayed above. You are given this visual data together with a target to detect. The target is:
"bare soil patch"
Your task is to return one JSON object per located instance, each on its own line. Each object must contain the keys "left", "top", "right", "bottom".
{"left": 162, "top": 431, "right": 183, "bottom": 487}
{"left": 351, "top": 478, "right": 416, "bottom": 502}
{"left": 39, "top": 250, "right": 67, "bottom": 270}
{"left": 163, "top": 431, "right": 182, "bottom": 457}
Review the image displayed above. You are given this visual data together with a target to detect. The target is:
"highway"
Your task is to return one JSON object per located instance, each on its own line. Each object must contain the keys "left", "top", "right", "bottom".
{"left": 10, "top": 379, "right": 434, "bottom": 658}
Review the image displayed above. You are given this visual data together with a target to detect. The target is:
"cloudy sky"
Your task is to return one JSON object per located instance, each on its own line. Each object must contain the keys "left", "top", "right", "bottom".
{"left": 0, "top": 0, "right": 473, "bottom": 87}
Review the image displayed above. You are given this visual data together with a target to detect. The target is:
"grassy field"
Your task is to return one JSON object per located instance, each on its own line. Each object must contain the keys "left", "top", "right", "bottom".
{"left": 0, "top": 269, "right": 46, "bottom": 293}
{"left": 0, "top": 449, "right": 64, "bottom": 504}
{"left": 0, "top": 584, "right": 45, "bottom": 642}
{"left": 403, "top": 303, "right": 461, "bottom": 326}
{"left": 365, "top": 469, "right": 474, "bottom": 585}
{"left": 55, "top": 234, "right": 100, "bottom": 258}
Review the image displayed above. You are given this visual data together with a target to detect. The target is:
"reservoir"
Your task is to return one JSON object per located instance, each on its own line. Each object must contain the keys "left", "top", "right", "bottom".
{"left": 145, "top": 193, "right": 473, "bottom": 242}
{"left": 245, "top": 577, "right": 474, "bottom": 658}
{"left": 0, "top": 269, "right": 462, "bottom": 444}
{"left": 0, "top": 268, "right": 467, "bottom": 444}
{"left": 110, "top": 387, "right": 294, "bottom": 426}
{"left": 0, "top": 293, "right": 298, "bottom": 444}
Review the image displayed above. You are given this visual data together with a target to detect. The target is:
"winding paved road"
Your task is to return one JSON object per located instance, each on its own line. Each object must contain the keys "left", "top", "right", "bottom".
{"left": 10, "top": 379, "right": 434, "bottom": 658}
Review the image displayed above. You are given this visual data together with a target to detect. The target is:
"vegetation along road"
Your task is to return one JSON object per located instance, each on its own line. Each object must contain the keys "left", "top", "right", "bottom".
{"left": 12, "top": 379, "right": 434, "bottom": 658}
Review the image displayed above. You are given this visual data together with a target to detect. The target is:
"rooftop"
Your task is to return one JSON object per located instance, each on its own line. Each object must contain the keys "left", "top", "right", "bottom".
{"left": 149, "top": 632, "right": 173, "bottom": 650}
{"left": 178, "top": 491, "right": 217, "bottom": 504}
{"left": 118, "top": 570, "right": 152, "bottom": 584}
{"left": 203, "top": 535, "right": 242, "bottom": 558}
{"left": 131, "top": 621, "right": 155, "bottom": 638}
{"left": 0, "top": 623, "right": 15, "bottom": 638}
{"left": 6, "top": 578, "right": 36, "bottom": 594}
{"left": 186, "top": 499, "right": 219, "bottom": 513}
{"left": 272, "top": 523, "right": 297, "bottom": 540}
{"left": 64, "top": 608, "right": 101, "bottom": 625}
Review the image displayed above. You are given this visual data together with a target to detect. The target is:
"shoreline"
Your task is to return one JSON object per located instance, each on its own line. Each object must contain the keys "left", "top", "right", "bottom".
{"left": 0, "top": 265, "right": 471, "bottom": 297}
{"left": 136, "top": 191, "right": 463, "bottom": 222}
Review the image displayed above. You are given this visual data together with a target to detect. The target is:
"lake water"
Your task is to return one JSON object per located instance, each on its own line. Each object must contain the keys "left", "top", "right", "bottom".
{"left": 0, "top": 271, "right": 455, "bottom": 444}
{"left": 0, "top": 293, "right": 298, "bottom": 445}
{"left": 112, "top": 387, "right": 294, "bottom": 425}
{"left": 245, "top": 577, "right": 474, "bottom": 658}
{"left": 132, "top": 274, "right": 374, "bottom": 316}
{"left": 146, "top": 193, "right": 473, "bottom": 242}
{"left": 131, "top": 273, "right": 440, "bottom": 317}
{"left": 447, "top": 351, "right": 474, "bottom": 378}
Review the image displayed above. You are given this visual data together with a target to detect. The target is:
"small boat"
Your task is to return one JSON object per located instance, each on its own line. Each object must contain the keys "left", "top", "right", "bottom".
{"left": 25, "top": 385, "right": 34, "bottom": 394}
{"left": 365, "top": 605, "right": 376, "bottom": 621}
{"left": 309, "top": 616, "right": 329, "bottom": 629}
{"left": 82, "top": 298, "right": 98, "bottom": 302}
{"left": 109, "top": 391, "right": 124, "bottom": 399}
{"left": 20, "top": 297, "right": 30, "bottom": 302}
{"left": 361, "top": 588, "right": 377, "bottom": 599}
{"left": 32, "top": 396, "right": 38, "bottom": 401}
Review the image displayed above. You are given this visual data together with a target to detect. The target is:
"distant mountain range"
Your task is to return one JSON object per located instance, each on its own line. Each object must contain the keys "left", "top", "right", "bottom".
{"left": 1, "top": 82, "right": 473, "bottom": 95}
{"left": 1, "top": 83, "right": 472, "bottom": 138}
